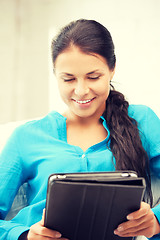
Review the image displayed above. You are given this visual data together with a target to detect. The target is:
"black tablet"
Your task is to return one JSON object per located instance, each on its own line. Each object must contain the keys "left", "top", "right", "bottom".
{"left": 44, "top": 171, "right": 145, "bottom": 240}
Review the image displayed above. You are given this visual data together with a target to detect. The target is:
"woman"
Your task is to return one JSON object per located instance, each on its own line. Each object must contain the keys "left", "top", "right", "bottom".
{"left": 0, "top": 19, "right": 160, "bottom": 240}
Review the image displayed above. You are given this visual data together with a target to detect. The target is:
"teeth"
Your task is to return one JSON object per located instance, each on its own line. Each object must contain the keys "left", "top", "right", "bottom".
{"left": 75, "top": 99, "right": 92, "bottom": 104}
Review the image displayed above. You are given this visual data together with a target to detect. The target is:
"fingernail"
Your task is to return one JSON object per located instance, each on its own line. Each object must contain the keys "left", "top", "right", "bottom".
{"left": 55, "top": 232, "right": 62, "bottom": 238}
{"left": 117, "top": 226, "right": 123, "bottom": 231}
{"left": 127, "top": 214, "right": 133, "bottom": 220}
{"left": 114, "top": 230, "right": 118, "bottom": 235}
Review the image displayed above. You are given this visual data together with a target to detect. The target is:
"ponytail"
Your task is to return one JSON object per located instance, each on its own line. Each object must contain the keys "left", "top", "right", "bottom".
{"left": 103, "top": 89, "right": 153, "bottom": 206}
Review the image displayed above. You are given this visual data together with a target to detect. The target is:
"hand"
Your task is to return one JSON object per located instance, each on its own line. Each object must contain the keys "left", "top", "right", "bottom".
{"left": 27, "top": 209, "right": 69, "bottom": 240}
{"left": 114, "top": 201, "right": 160, "bottom": 238}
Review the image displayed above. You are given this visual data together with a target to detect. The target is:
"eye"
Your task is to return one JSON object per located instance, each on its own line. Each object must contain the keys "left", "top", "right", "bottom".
{"left": 63, "top": 78, "right": 75, "bottom": 82}
{"left": 88, "top": 75, "right": 101, "bottom": 80}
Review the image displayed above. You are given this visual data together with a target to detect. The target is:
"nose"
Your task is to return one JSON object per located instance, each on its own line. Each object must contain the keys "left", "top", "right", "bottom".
{"left": 74, "top": 80, "right": 89, "bottom": 97}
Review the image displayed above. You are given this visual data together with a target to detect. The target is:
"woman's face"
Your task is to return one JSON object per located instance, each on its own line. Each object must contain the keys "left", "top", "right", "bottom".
{"left": 54, "top": 46, "right": 115, "bottom": 120}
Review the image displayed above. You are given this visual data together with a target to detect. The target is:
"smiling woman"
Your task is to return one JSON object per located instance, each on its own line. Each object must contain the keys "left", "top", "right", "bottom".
{"left": 54, "top": 46, "right": 114, "bottom": 121}
{"left": 0, "top": 19, "right": 160, "bottom": 240}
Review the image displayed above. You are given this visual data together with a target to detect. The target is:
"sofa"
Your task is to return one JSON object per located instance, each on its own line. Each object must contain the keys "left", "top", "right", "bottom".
{"left": 1, "top": 119, "right": 159, "bottom": 240}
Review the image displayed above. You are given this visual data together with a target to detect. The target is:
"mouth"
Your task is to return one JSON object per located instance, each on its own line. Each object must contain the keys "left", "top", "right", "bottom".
{"left": 73, "top": 97, "right": 95, "bottom": 104}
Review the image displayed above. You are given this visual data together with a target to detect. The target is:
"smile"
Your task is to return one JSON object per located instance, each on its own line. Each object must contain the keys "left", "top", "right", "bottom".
{"left": 73, "top": 98, "right": 95, "bottom": 104}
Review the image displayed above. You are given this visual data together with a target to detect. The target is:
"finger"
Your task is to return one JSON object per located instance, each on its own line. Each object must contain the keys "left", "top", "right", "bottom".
{"left": 114, "top": 212, "right": 156, "bottom": 238}
{"left": 41, "top": 209, "right": 45, "bottom": 226}
{"left": 115, "top": 212, "right": 154, "bottom": 234}
{"left": 127, "top": 202, "right": 150, "bottom": 220}
{"left": 30, "top": 222, "right": 62, "bottom": 239}
{"left": 28, "top": 232, "right": 68, "bottom": 240}
{"left": 38, "top": 227, "right": 62, "bottom": 238}
{"left": 114, "top": 225, "right": 154, "bottom": 238}
{"left": 118, "top": 210, "right": 154, "bottom": 231}
{"left": 115, "top": 217, "right": 152, "bottom": 234}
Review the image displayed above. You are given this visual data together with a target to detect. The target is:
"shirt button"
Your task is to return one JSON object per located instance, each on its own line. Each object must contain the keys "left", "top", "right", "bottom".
{"left": 82, "top": 154, "right": 85, "bottom": 159}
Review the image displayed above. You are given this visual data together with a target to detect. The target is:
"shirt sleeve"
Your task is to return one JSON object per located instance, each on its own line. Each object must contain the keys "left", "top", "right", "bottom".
{"left": 145, "top": 107, "right": 160, "bottom": 165}
{"left": 0, "top": 128, "right": 29, "bottom": 239}
{"left": 142, "top": 107, "right": 160, "bottom": 238}
{"left": 129, "top": 105, "right": 160, "bottom": 239}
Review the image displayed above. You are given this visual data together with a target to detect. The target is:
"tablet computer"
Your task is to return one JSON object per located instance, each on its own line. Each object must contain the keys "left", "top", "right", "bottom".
{"left": 44, "top": 171, "right": 145, "bottom": 240}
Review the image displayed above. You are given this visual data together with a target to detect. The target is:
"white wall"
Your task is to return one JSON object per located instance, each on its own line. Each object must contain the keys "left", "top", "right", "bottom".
{"left": 0, "top": 0, "right": 160, "bottom": 123}
{"left": 48, "top": 0, "right": 160, "bottom": 117}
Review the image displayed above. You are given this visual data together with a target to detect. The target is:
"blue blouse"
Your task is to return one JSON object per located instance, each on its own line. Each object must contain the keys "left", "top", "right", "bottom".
{"left": 0, "top": 105, "right": 160, "bottom": 240}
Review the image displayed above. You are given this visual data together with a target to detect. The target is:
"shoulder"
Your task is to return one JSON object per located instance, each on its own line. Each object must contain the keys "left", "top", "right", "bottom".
{"left": 13, "top": 111, "right": 66, "bottom": 139}
{"left": 128, "top": 104, "right": 160, "bottom": 140}
{"left": 128, "top": 104, "right": 151, "bottom": 117}
{"left": 128, "top": 105, "right": 160, "bottom": 151}
{"left": 128, "top": 104, "right": 159, "bottom": 124}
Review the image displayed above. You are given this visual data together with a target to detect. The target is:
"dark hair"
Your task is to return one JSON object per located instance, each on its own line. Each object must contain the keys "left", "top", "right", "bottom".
{"left": 51, "top": 19, "right": 116, "bottom": 70}
{"left": 51, "top": 19, "right": 153, "bottom": 206}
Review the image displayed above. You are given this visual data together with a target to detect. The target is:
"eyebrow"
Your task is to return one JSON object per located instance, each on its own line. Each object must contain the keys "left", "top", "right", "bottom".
{"left": 86, "top": 70, "right": 100, "bottom": 75}
{"left": 60, "top": 70, "right": 100, "bottom": 76}
{"left": 60, "top": 73, "right": 74, "bottom": 76}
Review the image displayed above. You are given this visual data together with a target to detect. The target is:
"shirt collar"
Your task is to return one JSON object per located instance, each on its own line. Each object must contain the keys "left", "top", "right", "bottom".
{"left": 100, "top": 116, "right": 110, "bottom": 140}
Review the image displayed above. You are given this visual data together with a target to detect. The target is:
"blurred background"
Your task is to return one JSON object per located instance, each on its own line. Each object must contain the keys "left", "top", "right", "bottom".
{"left": 0, "top": 0, "right": 160, "bottom": 124}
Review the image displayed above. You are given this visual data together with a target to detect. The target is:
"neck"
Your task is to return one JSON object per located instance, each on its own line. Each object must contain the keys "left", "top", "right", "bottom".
{"left": 63, "top": 110, "right": 103, "bottom": 127}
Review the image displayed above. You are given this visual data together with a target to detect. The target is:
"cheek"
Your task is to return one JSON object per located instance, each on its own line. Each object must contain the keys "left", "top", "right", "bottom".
{"left": 101, "top": 88, "right": 110, "bottom": 102}
{"left": 58, "top": 84, "right": 72, "bottom": 101}
{"left": 94, "top": 81, "right": 110, "bottom": 97}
